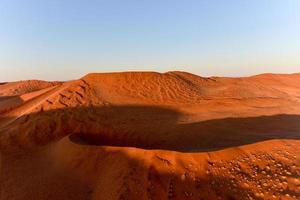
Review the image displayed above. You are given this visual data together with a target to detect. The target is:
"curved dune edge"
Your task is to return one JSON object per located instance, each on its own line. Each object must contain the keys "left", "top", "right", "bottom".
{"left": 1, "top": 138, "right": 299, "bottom": 200}
{"left": 1, "top": 71, "right": 300, "bottom": 199}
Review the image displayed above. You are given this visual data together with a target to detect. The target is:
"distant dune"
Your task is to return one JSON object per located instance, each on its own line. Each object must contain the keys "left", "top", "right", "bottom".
{"left": 0, "top": 71, "right": 299, "bottom": 200}
{"left": 0, "top": 80, "right": 62, "bottom": 114}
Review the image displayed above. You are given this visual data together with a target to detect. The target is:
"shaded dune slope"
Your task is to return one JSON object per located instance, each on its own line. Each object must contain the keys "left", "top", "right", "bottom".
{"left": 1, "top": 106, "right": 300, "bottom": 152}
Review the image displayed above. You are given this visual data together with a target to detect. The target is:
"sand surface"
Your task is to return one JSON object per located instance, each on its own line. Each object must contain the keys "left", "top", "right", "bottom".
{"left": 0, "top": 71, "right": 299, "bottom": 199}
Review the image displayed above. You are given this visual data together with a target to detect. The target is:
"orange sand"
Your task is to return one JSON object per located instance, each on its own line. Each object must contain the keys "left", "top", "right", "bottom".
{"left": 0, "top": 72, "right": 299, "bottom": 200}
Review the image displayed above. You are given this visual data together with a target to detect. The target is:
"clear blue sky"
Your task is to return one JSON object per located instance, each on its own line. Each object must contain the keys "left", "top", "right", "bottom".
{"left": 1, "top": 0, "right": 300, "bottom": 81}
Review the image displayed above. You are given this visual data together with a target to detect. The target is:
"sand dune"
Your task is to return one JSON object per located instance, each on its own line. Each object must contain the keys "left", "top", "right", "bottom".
{"left": 0, "top": 80, "right": 62, "bottom": 114}
{"left": 0, "top": 71, "right": 299, "bottom": 200}
{"left": 0, "top": 80, "right": 61, "bottom": 96}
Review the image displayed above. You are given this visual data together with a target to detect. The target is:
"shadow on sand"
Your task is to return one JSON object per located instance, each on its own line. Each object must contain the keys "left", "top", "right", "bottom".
{"left": 1, "top": 105, "right": 299, "bottom": 152}
{"left": 1, "top": 105, "right": 299, "bottom": 199}
{"left": 0, "top": 96, "right": 24, "bottom": 114}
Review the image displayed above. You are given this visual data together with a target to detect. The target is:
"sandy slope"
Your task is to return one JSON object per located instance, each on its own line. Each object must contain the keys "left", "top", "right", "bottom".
{"left": 0, "top": 71, "right": 299, "bottom": 200}
{"left": 0, "top": 80, "right": 62, "bottom": 114}
{"left": 0, "top": 80, "right": 61, "bottom": 96}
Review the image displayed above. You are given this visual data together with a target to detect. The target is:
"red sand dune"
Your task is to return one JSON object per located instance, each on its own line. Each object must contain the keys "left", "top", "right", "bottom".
{"left": 0, "top": 71, "right": 299, "bottom": 200}
{"left": 0, "top": 80, "right": 62, "bottom": 114}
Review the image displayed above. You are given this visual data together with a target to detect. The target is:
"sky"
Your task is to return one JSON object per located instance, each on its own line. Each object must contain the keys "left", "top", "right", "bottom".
{"left": 0, "top": 0, "right": 300, "bottom": 81}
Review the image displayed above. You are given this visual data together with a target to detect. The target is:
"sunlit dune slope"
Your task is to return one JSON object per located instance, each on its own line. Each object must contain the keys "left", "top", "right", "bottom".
{"left": 0, "top": 80, "right": 62, "bottom": 113}
{"left": 0, "top": 80, "right": 61, "bottom": 96}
